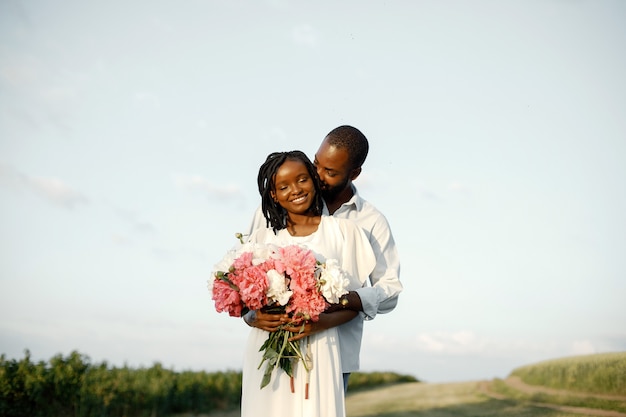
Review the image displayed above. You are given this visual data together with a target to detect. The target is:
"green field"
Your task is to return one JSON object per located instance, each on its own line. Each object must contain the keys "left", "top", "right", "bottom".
{"left": 2, "top": 350, "right": 625, "bottom": 417}
{"left": 509, "top": 352, "right": 626, "bottom": 396}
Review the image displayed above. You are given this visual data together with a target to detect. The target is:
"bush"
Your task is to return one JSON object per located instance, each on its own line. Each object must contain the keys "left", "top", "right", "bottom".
{"left": 0, "top": 350, "right": 242, "bottom": 417}
{"left": 0, "top": 350, "right": 418, "bottom": 416}
{"left": 348, "top": 371, "right": 419, "bottom": 391}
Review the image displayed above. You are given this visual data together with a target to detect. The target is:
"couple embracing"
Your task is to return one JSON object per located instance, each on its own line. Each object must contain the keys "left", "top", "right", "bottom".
{"left": 213, "top": 125, "right": 402, "bottom": 417}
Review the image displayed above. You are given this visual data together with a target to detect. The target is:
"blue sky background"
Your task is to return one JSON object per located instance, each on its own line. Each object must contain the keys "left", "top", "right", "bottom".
{"left": 1, "top": 0, "right": 625, "bottom": 383}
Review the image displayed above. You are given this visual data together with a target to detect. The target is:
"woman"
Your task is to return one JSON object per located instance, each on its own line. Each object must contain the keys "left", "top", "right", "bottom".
{"left": 241, "top": 151, "right": 376, "bottom": 417}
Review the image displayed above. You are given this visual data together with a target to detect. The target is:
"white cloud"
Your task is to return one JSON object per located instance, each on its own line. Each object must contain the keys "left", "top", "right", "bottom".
{"left": 365, "top": 330, "right": 557, "bottom": 358}
{"left": 0, "top": 165, "right": 88, "bottom": 209}
{"left": 23, "top": 176, "right": 88, "bottom": 208}
{"left": 568, "top": 335, "right": 626, "bottom": 356}
{"left": 448, "top": 181, "right": 471, "bottom": 193}
{"left": 292, "top": 24, "right": 318, "bottom": 47}
{"left": 414, "top": 330, "right": 489, "bottom": 355}
{"left": 373, "top": 331, "right": 624, "bottom": 361}
{"left": 569, "top": 339, "right": 598, "bottom": 356}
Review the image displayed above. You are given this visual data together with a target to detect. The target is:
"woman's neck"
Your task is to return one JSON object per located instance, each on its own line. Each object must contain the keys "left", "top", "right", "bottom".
{"left": 285, "top": 212, "right": 321, "bottom": 236}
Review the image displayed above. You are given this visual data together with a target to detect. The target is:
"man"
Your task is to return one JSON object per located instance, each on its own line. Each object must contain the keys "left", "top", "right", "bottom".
{"left": 245, "top": 125, "right": 402, "bottom": 389}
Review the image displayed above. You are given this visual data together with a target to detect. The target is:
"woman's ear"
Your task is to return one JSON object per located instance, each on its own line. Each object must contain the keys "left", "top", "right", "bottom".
{"left": 270, "top": 191, "right": 277, "bottom": 202}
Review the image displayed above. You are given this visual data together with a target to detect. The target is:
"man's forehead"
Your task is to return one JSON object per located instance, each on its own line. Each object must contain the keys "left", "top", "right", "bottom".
{"left": 315, "top": 145, "right": 349, "bottom": 167}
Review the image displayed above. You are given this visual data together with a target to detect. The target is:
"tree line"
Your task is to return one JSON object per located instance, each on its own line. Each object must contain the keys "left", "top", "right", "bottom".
{"left": 1, "top": 349, "right": 418, "bottom": 417}
{"left": 0, "top": 350, "right": 241, "bottom": 417}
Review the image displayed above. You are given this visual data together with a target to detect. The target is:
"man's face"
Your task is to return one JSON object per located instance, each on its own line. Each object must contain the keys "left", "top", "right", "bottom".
{"left": 313, "top": 138, "right": 353, "bottom": 200}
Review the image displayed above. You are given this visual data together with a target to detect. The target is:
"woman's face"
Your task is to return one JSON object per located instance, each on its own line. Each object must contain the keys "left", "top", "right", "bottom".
{"left": 271, "top": 159, "right": 316, "bottom": 215}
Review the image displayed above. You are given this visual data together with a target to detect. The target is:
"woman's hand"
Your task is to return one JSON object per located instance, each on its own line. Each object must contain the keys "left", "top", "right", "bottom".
{"left": 243, "top": 309, "right": 289, "bottom": 332}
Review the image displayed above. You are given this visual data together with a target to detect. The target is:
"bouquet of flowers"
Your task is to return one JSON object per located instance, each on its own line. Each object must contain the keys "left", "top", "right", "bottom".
{"left": 208, "top": 233, "right": 350, "bottom": 393}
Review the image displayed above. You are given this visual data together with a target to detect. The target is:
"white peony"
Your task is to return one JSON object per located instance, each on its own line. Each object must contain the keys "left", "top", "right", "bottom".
{"left": 212, "top": 248, "right": 238, "bottom": 275}
{"left": 266, "top": 269, "right": 293, "bottom": 306}
{"left": 317, "top": 259, "right": 350, "bottom": 303}
{"left": 238, "top": 242, "right": 277, "bottom": 266}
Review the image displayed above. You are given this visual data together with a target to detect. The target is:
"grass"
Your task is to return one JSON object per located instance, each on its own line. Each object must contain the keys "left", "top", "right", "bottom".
{"left": 345, "top": 381, "right": 595, "bottom": 417}
{"left": 510, "top": 352, "right": 626, "bottom": 395}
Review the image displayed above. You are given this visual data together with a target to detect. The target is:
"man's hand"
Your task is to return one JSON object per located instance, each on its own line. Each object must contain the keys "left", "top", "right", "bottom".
{"left": 243, "top": 309, "right": 288, "bottom": 332}
{"left": 285, "top": 310, "right": 358, "bottom": 342}
{"left": 325, "top": 290, "right": 364, "bottom": 314}
{"left": 243, "top": 304, "right": 359, "bottom": 340}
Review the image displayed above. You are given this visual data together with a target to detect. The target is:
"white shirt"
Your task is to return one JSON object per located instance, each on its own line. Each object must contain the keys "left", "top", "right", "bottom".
{"left": 323, "top": 185, "right": 403, "bottom": 320}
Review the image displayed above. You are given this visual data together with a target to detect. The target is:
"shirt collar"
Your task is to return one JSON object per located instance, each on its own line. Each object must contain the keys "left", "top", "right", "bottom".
{"left": 322, "top": 184, "right": 363, "bottom": 214}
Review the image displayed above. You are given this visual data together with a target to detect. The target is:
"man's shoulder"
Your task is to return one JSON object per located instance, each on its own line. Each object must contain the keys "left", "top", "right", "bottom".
{"left": 331, "top": 198, "right": 391, "bottom": 237}
{"left": 351, "top": 188, "right": 384, "bottom": 214}
{"left": 354, "top": 196, "right": 390, "bottom": 223}
{"left": 357, "top": 195, "right": 382, "bottom": 212}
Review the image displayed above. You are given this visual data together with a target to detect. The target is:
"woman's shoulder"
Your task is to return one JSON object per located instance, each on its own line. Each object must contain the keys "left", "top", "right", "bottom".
{"left": 248, "top": 226, "right": 279, "bottom": 243}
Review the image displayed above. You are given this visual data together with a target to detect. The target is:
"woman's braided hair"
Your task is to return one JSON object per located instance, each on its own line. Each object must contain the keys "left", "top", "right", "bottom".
{"left": 257, "top": 150, "right": 324, "bottom": 234}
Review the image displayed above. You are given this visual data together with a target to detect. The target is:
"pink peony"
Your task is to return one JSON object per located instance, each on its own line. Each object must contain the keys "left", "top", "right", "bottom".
{"left": 212, "top": 279, "right": 243, "bottom": 317}
{"left": 236, "top": 262, "right": 270, "bottom": 311}
{"left": 210, "top": 239, "right": 353, "bottom": 391}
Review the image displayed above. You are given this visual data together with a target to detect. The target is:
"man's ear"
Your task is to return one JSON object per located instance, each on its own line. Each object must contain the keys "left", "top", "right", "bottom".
{"left": 350, "top": 167, "right": 362, "bottom": 181}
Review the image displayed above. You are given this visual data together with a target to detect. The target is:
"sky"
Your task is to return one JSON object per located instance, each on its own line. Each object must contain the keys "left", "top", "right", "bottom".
{"left": 1, "top": 0, "right": 625, "bottom": 383}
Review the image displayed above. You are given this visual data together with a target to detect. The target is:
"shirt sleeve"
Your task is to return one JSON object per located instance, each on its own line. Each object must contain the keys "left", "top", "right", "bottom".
{"left": 354, "top": 213, "right": 403, "bottom": 320}
{"left": 337, "top": 220, "right": 377, "bottom": 300}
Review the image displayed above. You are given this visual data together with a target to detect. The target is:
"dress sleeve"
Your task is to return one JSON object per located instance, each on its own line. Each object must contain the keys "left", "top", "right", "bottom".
{"left": 245, "top": 204, "right": 266, "bottom": 237}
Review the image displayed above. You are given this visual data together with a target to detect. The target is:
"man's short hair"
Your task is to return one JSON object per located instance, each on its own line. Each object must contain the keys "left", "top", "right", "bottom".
{"left": 325, "top": 125, "right": 369, "bottom": 170}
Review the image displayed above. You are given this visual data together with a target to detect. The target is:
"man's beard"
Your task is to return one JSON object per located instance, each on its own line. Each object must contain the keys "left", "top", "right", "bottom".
{"left": 320, "top": 177, "right": 350, "bottom": 201}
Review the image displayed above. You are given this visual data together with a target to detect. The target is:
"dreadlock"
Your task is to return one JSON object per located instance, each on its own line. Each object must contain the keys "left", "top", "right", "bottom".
{"left": 324, "top": 125, "right": 369, "bottom": 170}
{"left": 257, "top": 150, "right": 324, "bottom": 234}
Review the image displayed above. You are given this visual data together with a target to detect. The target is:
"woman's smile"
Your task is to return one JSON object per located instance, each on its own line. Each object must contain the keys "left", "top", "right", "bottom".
{"left": 290, "top": 194, "right": 308, "bottom": 204}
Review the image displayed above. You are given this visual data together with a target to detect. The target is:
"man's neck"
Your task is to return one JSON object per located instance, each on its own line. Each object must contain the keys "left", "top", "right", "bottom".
{"left": 325, "top": 186, "right": 354, "bottom": 215}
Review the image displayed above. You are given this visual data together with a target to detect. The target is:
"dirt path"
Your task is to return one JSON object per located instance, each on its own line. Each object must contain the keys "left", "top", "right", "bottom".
{"left": 504, "top": 376, "right": 626, "bottom": 402}
{"left": 478, "top": 378, "right": 626, "bottom": 417}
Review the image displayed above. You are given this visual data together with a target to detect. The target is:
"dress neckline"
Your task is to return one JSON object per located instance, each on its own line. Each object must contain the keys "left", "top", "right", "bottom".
{"left": 279, "top": 217, "right": 325, "bottom": 240}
